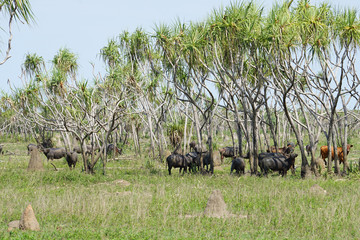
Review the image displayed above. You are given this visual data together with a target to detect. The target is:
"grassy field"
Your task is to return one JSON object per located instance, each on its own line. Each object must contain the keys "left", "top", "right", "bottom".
{"left": 1, "top": 142, "right": 360, "bottom": 239}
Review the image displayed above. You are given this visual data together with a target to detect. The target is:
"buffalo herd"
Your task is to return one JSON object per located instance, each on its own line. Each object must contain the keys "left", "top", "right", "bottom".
{"left": 23, "top": 140, "right": 353, "bottom": 176}
{"left": 166, "top": 150, "right": 212, "bottom": 175}
{"left": 26, "top": 143, "right": 122, "bottom": 170}
{"left": 167, "top": 141, "right": 354, "bottom": 177}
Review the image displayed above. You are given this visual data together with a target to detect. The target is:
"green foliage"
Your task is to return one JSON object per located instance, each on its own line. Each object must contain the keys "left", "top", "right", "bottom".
{"left": 334, "top": 8, "right": 360, "bottom": 47}
{"left": 0, "top": 0, "right": 34, "bottom": 23}
{"left": 100, "top": 38, "right": 121, "bottom": 68}
{"left": 348, "top": 161, "right": 359, "bottom": 174}
{"left": 212, "top": 141, "right": 219, "bottom": 151}
{"left": 167, "top": 119, "right": 186, "bottom": 140}
{"left": 23, "top": 53, "right": 44, "bottom": 79}
{"left": 52, "top": 48, "right": 78, "bottom": 77}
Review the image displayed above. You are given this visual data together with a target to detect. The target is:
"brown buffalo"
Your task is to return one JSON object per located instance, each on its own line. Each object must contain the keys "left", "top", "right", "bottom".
{"left": 267, "top": 145, "right": 294, "bottom": 154}
{"left": 320, "top": 144, "right": 353, "bottom": 165}
{"left": 219, "top": 147, "right": 239, "bottom": 161}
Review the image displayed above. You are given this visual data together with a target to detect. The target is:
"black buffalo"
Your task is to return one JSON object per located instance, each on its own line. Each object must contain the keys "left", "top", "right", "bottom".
{"left": 72, "top": 146, "right": 82, "bottom": 154}
{"left": 189, "top": 141, "right": 197, "bottom": 152}
{"left": 258, "top": 153, "right": 298, "bottom": 177}
{"left": 219, "top": 147, "right": 250, "bottom": 162}
{"left": 73, "top": 145, "right": 100, "bottom": 155}
{"left": 185, "top": 151, "right": 213, "bottom": 171}
{"left": 189, "top": 141, "right": 207, "bottom": 154}
{"left": 65, "top": 151, "right": 78, "bottom": 170}
{"left": 306, "top": 144, "right": 311, "bottom": 156}
{"left": 262, "top": 145, "right": 295, "bottom": 173}
{"left": 106, "top": 143, "right": 122, "bottom": 155}
{"left": 166, "top": 153, "right": 195, "bottom": 175}
{"left": 42, "top": 147, "right": 67, "bottom": 161}
{"left": 230, "top": 157, "right": 245, "bottom": 175}
{"left": 185, "top": 152, "right": 199, "bottom": 171}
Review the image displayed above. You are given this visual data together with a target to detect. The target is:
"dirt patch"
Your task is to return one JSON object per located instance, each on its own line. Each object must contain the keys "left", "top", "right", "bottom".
{"left": 97, "top": 179, "right": 131, "bottom": 187}
{"left": 115, "top": 191, "right": 132, "bottom": 196}
{"left": 112, "top": 179, "right": 131, "bottom": 187}
{"left": 8, "top": 220, "right": 20, "bottom": 232}
{"left": 334, "top": 179, "right": 346, "bottom": 182}
{"left": 309, "top": 184, "right": 327, "bottom": 195}
{"left": 214, "top": 166, "right": 223, "bottom": 171}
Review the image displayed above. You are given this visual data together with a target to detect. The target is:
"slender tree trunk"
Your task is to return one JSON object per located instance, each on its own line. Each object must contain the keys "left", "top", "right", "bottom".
{"left": 103, "top": 137, "right": 107, "bottom": 175}
{"left": 136, "top": 124, "right": 141, "bottom": 156}
{"left": 282, "top": 92, "right": 310, "bottom": 178}
{"left": 147, "top": 114, "right": 155, "bottom": 158}
{"left": 157, "top": 124, "right": 165, "bottom": 162}
{"left": 183, "top": 103, "right": 189, "bottom": 154}
{"left": 187, "top": 122, "right": 193, "bottom": 150}
{"left": 192, "top": 105, "right": 203, "bottom": 170}
{"left": 251, "top": 110, "right": 259, "bottom": 174}
{"left": 341, "top": 96, "right": 349, "bottom": 174}
{"left": 332, "top": 128, "right": 339, "bottom": 174}
{"left": 264, "top": 87, "right": 278, "bottom": 150}
{"left": 207, "top": 116, "right": 214, "bottom": 174}
{"left": 281, "top": 115, "right": 287, "bottom": 147}
{"left": 132, "top": 123, "right": 139, "bottom": 156}
{"left": 327, "top": 112, "right": 336, "bottom": 174}
{"left": 225, "top": 108, "right": 235, "bottom": 156}
{"left": 237, "top": 122, "right": 243, "bottom": 157}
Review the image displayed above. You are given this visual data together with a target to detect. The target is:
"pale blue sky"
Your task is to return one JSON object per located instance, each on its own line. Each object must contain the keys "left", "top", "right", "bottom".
{"left": 1, "top": 0, "right": 360, "bottom": 93}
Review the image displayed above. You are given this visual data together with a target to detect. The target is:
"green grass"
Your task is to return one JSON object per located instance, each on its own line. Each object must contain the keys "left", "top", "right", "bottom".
{"left": 1, "top": 142, "right": 360, "bottom": 239}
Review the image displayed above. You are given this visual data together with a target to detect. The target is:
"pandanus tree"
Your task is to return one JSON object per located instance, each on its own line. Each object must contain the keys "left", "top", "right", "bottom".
{"left": 0, "top": 0, "right": 34, "bottom": 65}
{"left": 260, "top": 0, "right": 360, "bottom": 176}
{"left": 315, "top": 6, "right": 360, "bottom": 174}
{"left": 291, "top": 1, "right": 360, "bottom": 175}
{"left": 259, "top": 0, "right": 330, "bottom": 177}
{"left": 100, "top": 29, "right": 172, "bottom": 160}
{"left": 119, "top": 29, "right": 164, "bottom": 159}
{"left": 15, "top": 49, "right": 130, "bottom": 174}
{"left": 23, "top": 53, "right": 45, "bottom": 79}
{"left": 201, "top": 1, "right": 264, "bottom": 174}
{"left": 1, "top": 53, "right": 42, "bottom": 137}
{"left": 100, "top": 39, "right": 144, "bottom": 156}
{"left": 260, "top": 0, "right": 313, "bottom": 177}
{"left": 154, "top": 21, "right": 220, "bottom": 173}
